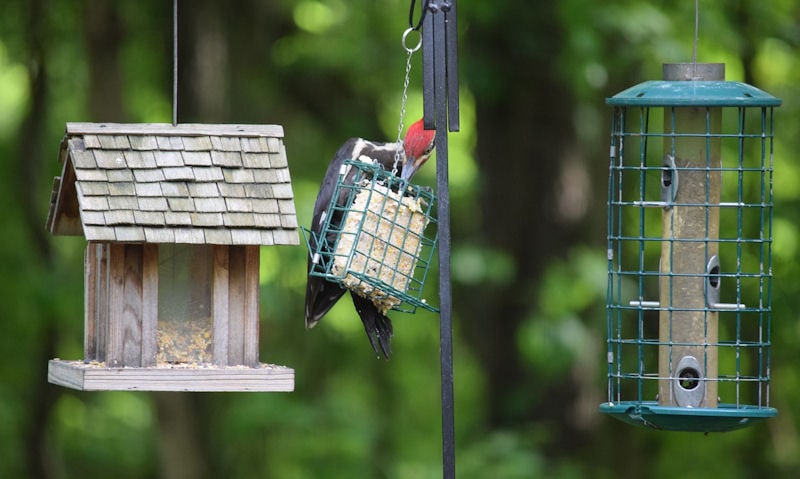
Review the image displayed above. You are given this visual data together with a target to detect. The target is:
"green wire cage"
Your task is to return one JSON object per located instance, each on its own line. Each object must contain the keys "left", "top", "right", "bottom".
{"left": 600, "top": 63, "right": 780, "bottom": 432}
{"left": 305, "top": 159, "right": 438, "bottom": 314}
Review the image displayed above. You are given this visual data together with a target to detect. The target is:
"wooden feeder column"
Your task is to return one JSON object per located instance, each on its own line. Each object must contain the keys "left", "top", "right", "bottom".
{"left": 658, "top": 63, "right": 722, "bottom": 408}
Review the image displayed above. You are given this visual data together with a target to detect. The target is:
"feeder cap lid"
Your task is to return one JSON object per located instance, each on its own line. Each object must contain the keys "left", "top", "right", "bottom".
{"left": 606, "top": 80, "right": 781, "bottom": 107}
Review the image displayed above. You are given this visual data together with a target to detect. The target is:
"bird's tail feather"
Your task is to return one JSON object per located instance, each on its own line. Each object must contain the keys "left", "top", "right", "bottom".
{"left": 350, "top": 292, "right": 393, "bottom": 359}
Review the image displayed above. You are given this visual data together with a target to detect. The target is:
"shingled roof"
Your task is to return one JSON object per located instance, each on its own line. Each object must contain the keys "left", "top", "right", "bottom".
{"left": 46, "top": 123, "right": 299, "bottom": 246}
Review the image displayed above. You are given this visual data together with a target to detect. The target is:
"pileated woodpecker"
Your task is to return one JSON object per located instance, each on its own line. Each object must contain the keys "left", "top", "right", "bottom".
{"left": 305, "top": 118, "right": 435, "bottom": 358}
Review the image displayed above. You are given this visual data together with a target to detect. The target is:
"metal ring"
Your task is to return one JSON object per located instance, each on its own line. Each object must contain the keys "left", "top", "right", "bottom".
{"left": 402, "top": 27, "right": 422, "bottom": 53}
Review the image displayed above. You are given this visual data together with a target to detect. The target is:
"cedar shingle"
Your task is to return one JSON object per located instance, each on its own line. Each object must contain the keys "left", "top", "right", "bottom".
{"left": 81, "top": 211, "right": 105, "bottom": 225}
{"left": 182, "top": 136, "right": 213, "bottom": 151}
{"left": 223, "top": 213, "right": 255, "bottom": 227}
{"left": 167, "top": 197, "right": 195, "bottom": 211}
{"left": 187, "top": 183, "right": 219, "bottom": 197}
{"left": 128, "top": 135, "right": 158, "bottom": 150}
{"left": 242, "top": 153, "right": 267, "bottom": 168}
{"left": 192, "top": 166, "right": 224, "bottom": 182}
{"left": 244, "top": 184, "right": 272, "bottom": 198}
{"left": 191, "top": 212, "right": 223, "bottom": 227}
{"left": 74, "top": 168, "right": 108, "bottom": 182}
{"left": 174, "top": 228, "right": 205, "bottom": 244}
{"left": 115, "top": 226, "right": 145, "bottom": 242}
{"left": 210, "top": 136, "right": 242, "bottom": 151}
{"left": 161, "top": 182, "right": 189, "bottom": 197}
{"left": 78, "top": 182, "right": 110, "bottom": 196}
{"left": 106, "top": 169, "right": 135, "bottom": 182}
{"left": 182, "top": 151, "right": 213, "bottom": 166}
{"left": 135, "top": 182, "right": 163, "bottom": 197}
{"left": 154, "top": 151, "right": 184, "bottom": 167}
{"left": 94, "top": 150, "right": 128, "bottom": 169}
{"left": 194, "top": 197, "right": 226, "bottom": 212}
{"left": 156, "top": 136, "right": 184, "bottom": 150}
{"left": 225, "top": 198, "right": 253, "bottom": 212}
{"left": 107, "top": 196, "right": 138, "bottom": 210}
{"left": 83, "top": 225, "right": 116, "bottom": 241}
{"left": 79, "top": 196, "right": 110, "bottom": 211}
{"left": 83, "top": 135, "right": 102, "bottom": 149}
{"left": 204, "top": 228, "right": 232, "bottom": 244}
{"left": 252, "top": 169, "right": 279, "bottom": 183}
{"left": 134, "top": 211, "right": 166, "bottom": 225}
{"left": 231, "top": 229, "right": 263, "bottom": 245}
{"left": 278, "top": 199, "right": 296, "bottom": 214}
{"left": 124, "top": 150, "right": 157, "bottom": 168}
{"left": 108, "top": 182, "right": 136, "bottom": 196}
{"left": 252, "top": 199, "right": 279, "bottom": 213}
{"left": 138, "top": 197, "right": 168, "bottom": 211}
{"left": 271, "top": 183, "right": 294, "bottom": 199}
{"left": 98, "top": 135, "right": 131, "bottom": 149}
{"left": 269, "top": 152, "right": 288, "bottom": 167}
{"left": 71, "top": 149, "right": 97, "bottom": 169}
{"left": 163, "top": 167, "right": 195, "bottom": 181}
{"left": 217, "top": 183, "right": 246, "bottom": 197}
{"left": 211, "top": 150, "right": 243, "bottom": 167}
{"left": 223, "top": 168, "right": 255, "bottom": 183}
{"left": 144, "top": 227, "right": 175, "bottom": 243}
{"left": 281, "top": 215, "right": 298, "bottom": 228}
{"left": 241, "top": 137, "right": 269, "bottom": 153}
{"left": 164, "top": 211, "right": 192, "bottom": 225}
{"left": 104, "top": 210, "right": 135, "bottom": 225}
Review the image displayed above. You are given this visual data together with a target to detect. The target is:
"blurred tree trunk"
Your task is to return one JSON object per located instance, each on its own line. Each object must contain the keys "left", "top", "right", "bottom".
{"left": 20, "top": 1, "right": 60, "bottom": 478}
{"left": 460, "top": 2, "right": 590, "bottom": 449}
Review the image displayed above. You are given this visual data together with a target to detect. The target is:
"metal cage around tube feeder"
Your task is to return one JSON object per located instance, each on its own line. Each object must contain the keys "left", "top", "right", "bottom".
{"left": 599, "top": 63, "right": 780, "bottom": 432}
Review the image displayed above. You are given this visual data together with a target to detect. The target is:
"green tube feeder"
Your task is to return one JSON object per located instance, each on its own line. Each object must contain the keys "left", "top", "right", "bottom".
{"left": 601, "top": 63, "right": 780, "bottom": 432}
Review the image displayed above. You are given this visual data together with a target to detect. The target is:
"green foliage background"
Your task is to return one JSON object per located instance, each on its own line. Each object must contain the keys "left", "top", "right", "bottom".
{"left": 1, "top": 0, "right": 799, "bottom": 478}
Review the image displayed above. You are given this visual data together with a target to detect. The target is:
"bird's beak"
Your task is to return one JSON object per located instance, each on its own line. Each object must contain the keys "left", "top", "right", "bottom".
{"left": 400, "top": 158, "right": 420, "bottom": 181}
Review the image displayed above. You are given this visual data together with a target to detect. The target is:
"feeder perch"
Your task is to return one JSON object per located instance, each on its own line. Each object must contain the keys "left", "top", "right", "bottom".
{"left": 45, "top": 123, "right": 297, "bottom": 392}
{"left": 600, "top": 64, "right": 779, "bottom": 432}
{"left": 305, "top": 159, "right": 438, "bottom": 314}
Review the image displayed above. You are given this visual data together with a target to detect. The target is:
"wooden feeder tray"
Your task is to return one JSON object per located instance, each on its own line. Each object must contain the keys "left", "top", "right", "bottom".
{"left": 48, "top": 360, "right": 294, "bottom": 392}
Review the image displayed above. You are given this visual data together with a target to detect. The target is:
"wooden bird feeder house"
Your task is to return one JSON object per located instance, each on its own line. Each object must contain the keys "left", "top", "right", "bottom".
{"left": 46, "top": 123, "right": 297, "bottom": 392}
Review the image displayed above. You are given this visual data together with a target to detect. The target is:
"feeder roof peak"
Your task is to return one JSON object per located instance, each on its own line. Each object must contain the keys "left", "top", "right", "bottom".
{"left": 606, "top": 80, "right": 781, "bottom": 107}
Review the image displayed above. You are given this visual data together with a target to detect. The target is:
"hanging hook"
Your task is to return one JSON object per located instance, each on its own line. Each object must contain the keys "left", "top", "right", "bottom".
{"left": 408, "top": 0, "right": 431, "bottom": 31}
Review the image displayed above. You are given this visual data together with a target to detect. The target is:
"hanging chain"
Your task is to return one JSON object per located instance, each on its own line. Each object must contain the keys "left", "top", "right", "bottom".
{"left": 172, "top": 0, "right": 178, "bottom": 126}
{"left": 393, "top": 27, "right": 422, "bottom": 175}
{"left": 691, "top": 0, "right": 699, "bottom": 77}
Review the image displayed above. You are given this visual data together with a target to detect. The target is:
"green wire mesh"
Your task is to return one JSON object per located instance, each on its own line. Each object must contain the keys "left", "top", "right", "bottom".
{"left": 602, "top": 82, "right": 779, "bottom": 432}
{"left": 305, "top": 160, "right": 438, "bottom": 314}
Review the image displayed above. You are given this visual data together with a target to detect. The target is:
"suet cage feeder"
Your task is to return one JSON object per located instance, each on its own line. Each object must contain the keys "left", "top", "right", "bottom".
{"left": 305, "top": 159, "right": 438, "bottom": 314}
{"left": 600, "top": 63, "right": 780, "bottom": 432}
{"left": 45, "top": 123, "right": 297, "bottom": 392}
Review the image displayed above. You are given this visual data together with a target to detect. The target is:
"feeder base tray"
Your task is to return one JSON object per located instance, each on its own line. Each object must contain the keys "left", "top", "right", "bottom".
{"left": 600, "top": 401, "right": 776, "bottom": 432}
{"left": 48, "top": 359, "right": 294, "bottom": 392}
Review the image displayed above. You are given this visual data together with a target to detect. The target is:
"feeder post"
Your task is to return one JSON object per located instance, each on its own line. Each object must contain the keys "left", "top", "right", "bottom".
{"left": 658, "top": 63, "right": 723, "bottom": 408}
{"left": 423, "top": 1, "right": 459, "bottom": 477}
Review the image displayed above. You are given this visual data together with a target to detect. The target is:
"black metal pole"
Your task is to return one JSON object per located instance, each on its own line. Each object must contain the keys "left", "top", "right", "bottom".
{"left": 422, "top": 2, "right": 459, "bottom": 477}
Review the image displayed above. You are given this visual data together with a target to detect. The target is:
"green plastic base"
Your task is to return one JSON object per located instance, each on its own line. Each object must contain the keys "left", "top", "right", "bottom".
{"left": 599, "top": 401, "right": 777, "bottom": 433}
